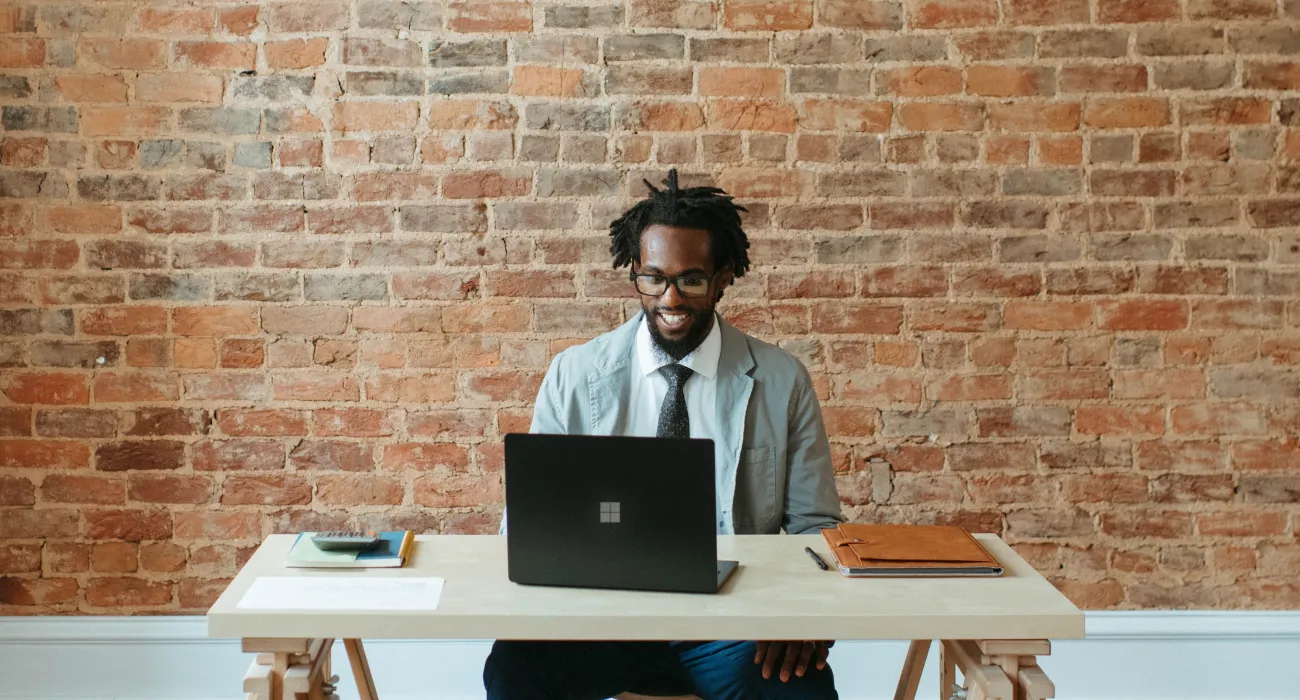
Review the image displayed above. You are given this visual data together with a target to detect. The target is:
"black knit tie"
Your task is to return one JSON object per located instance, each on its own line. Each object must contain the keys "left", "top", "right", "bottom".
{"left": 656, "top": 364, "right": 694, "bottom": 439}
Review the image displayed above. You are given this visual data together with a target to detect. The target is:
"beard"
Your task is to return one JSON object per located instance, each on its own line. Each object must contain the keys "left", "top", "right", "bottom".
{"left": 646, "top": 304, "right": 715, "bottom": 361}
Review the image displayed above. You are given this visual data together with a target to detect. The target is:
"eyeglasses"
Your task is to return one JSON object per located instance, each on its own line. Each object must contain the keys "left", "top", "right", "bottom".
{"left": 629, "top": 272, "right": 716, "bottom": 298}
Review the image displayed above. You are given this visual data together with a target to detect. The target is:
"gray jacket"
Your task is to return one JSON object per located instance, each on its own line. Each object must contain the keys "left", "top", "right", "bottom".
{"left": 525, "top": 312, "right": 844, "bottom": 535}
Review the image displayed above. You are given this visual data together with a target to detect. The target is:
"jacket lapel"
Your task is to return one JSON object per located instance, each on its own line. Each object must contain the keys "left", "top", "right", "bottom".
{"left": 587, "top": 313, "right": 640, "bottom": 435}
{"left": 715, "top": 318, "right": 755, "bottom": 528}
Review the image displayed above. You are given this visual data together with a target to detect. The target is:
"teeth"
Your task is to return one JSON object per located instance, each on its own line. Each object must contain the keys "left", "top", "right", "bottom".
{"left": 661, "top": 314, "right": 687, "bottom": 323}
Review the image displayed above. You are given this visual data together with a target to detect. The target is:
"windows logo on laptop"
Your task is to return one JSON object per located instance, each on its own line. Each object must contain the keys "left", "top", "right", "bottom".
{"left": 599, "top": 501, "right": 621, "bottom": 524}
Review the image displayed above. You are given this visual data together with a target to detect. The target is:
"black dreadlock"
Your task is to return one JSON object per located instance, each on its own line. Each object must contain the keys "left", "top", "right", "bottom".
{"left": 608, "top": 169, "right": 751, "bottom": 279}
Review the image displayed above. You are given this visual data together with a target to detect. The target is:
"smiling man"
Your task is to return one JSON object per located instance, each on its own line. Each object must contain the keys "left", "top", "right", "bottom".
{"left": 484, "top": 170, "right": 844, "bottom": 700}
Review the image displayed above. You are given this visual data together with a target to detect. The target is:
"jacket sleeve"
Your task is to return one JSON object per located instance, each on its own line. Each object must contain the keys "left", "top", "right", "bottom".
{"left": 501, "top": 353, "right": 569, "bottom": 535}
{"left": 782, "top": 363, "right": 845, "bottom": 535}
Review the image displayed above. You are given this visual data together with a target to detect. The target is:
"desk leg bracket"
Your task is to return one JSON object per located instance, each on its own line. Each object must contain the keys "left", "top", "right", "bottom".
{"left": 243, "top": 638, "right": 378, "bottom": 700}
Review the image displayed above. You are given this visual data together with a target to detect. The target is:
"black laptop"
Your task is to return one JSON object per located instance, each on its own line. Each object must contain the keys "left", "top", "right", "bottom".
{"left": 503, "top": 433, "right": 740, "bottom": 594}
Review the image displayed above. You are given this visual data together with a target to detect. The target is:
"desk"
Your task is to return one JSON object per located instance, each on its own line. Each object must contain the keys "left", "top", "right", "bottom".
{"left": 208, "top": 534, "right": 1083, "bottom": 700}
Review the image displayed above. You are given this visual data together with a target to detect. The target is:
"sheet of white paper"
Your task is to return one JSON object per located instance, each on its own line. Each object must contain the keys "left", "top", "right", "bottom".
{"left": 237, "top": 576, "right": 445, "bottom": 611}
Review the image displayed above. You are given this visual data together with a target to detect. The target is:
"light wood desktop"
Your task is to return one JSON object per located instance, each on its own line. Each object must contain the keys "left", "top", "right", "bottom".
{"left": 208, "top": 534, "right": 1083, "bottom": 700}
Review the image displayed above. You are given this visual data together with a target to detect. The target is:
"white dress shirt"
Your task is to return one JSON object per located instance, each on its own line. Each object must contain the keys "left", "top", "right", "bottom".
{"left": 626, "top": 313, "right": 727, "bottom": 533}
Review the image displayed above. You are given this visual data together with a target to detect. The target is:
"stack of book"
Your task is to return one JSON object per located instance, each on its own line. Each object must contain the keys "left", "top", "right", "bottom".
{"left": 285, "top": 531, "right": 415, "bottom": 569}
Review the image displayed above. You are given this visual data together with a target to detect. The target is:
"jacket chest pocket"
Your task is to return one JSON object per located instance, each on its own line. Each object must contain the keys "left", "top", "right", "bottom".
{"left": 737, "top": 445, "right": 777, "bottom": 526}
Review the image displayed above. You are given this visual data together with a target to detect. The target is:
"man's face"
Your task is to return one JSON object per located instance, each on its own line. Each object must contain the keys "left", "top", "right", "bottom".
{"left": 634, "top": 224, "right": 732, "bottom": 360}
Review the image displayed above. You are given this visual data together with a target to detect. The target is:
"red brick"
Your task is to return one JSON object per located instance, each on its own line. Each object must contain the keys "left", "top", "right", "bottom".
{"left": 0, "top": 440, "right": 90, "bottom": 469}
{"left": 1098, "top": 300, "right": 1188, "bottom": 331}
{"left": 365, "top": 374, "right": 456, "bottom": 403}
{"left": 215, "top": 409, "right": 307, "bottom": 437}
{"left": 382, "top": 443, "right": 471, "bottom": 472}
{"left": 165, "top": 41, "right": 249, "bottom": 71}
{"left": 1100, "top": 510, "right": 1192, "bottom": 538}
{"left": 909, "top": 302, "right": 998, "bottom": 332}
{"left": 1020, "top": 370, "right": 1110, "bottom": 400}
{"left": 0, "top": 544, "right": 41, "bottom": 574}
{"left": 948, "top": 442, "right": 1037, "bottom": 471}
{"left": 332, "top": 102, "right": 421, "bottom": 132}
{"left": 817, "top": 0, "right": 901, "bottom": 28}
{"left": 427, "top": 99, "right": 517, "bottom": 130}
{"left": 511, "top": 65, "right": 590, "bottom": 98}
{"left": 172, "top": 307, "right": 259, "bottom": 337}
{"left": 0, "top": 38, "right": 46, "bottom": 68}
{"left": 709, "top": 100, "right": 799, "bottom": 133}
{"left": 966, "top": 66, "right": 1055, "bottom": 97}
{"left": 1059, "top": 65, "right": 1149, "bottom": 93}
{"left": 1076, "top": 406, "right": 1164, "bottom": 436}
{"left": 811, "top": 303, "right": 904, "bottom": 334}
{"left": 836, "top": 374, "right": 922, "bottom": 404}
{"left": 1114, "top": 369, "right": 1206, "bottom": 400}
{"left": 414, "top": 473, "right": 502, "bottom": 508}
{"left": 192, "top": 439, "right": 284, "bottom": 471}
{"left": 0, "top": 578, "right": 79, "bottom": 606}
{"left": 91, "top": 542, "right": 138, "bottom": 573}
{"left": 882, "top": 66, "right": 963, "bottom": 97}
{"left": 173, "top": 511, "right": 261, "bottom": 540}
{"left": 80, "top": 39, "right": 165, "bottom": 70}
{"left": 724, "top": 0, "right": 813, "bottom": 30}
{"left": 897, "top": 102, "right": 984, "bottom": 131}
{"left": 221, "top": 475, "right": 311, "bottom": 506}
{"left": 93, "top": 372, "right": 179, "bottom": 403}
{"left": 139, "top": 542, "right": 187, "bottom": 573}
{"left": 447, "top": 2, "right": 532, "bottom": 32}
{"left": 138, "top": 8, "right": 214, "bottom": 33}
{"left": 1172, "top": 403, "right": 1268, "bottom": 436}
{"left": 464, "top": 370, "right": 544, "bottom": 402}
{"left": 265, "top": 38, "right": 328, "bottom": 70}
{"left": 289, "top": 440, "right": 374, "bottom": 471}
{"left": 1085, "top": 98, "right": 1170, "bottom": 128}
{"left": 1005, "top": 0, "right": 1088, "bottom": 24}
{"left": 1098, "top": 0, "right": 1180, "bottom": 22}
{"left": 55, "top": 75, "right": 128, "bottom": 103}
{"left": 317, "top": 474, "right": 404, "bottom": 506}
{"left": 700, "top": 67, "right": 786, "bottom": 98}
{"left": 41, "top": 543, "right": 88, "bottom": 573}
{"left": 0, "top": 241, "right": 80, "bottom": 269}
{"left": 929, "top": 374, "right": 1012, "bottom": 401}
{"left": 135, "top": 74, "right": 223, "bottom": 103}
{"left": 987, "top": 101, "right": 1080, "bottom": 131}
{"left": 1233, "top": 440, "right": 1300, "bottom": 471}
{"left": 85, "top": 509, "right": 172, "bottom": 540}
{"left": 42, "top": 474, "right": 123, "bottom": 504}
{"left": 617, "top": 101, "right": 705, "bottom": 131}
{"left": 909, "top": 0, "right": 998, "bottom": 28}
{"left": 273, "top": 375, "right": 359, "bottom": 402}
{"left": 1063, "top": 474, "right": 1149, "bottom": 503}
{"left": 442, "top": 169, "right": 531, "bottom": 199}
{"left": 1004, "top": 301, "right": 1092, "bottom": 330}
{"left": 1191, "top": 300, "right": 1285, "bottom": 330}
{"left": 128, "top": 474, "right": 211, "bottom": 504}
{"left": 85, "top": 577, "right": 172, "bottom": 607}
{"left": 1181, "top": 98, "right": 1273, "bottom": 126}
{"left": 1198, "top": 511, "right": 1288, "bottom": 537}
{"left": 313, "top": 408, "right": 393, "bottom": 437}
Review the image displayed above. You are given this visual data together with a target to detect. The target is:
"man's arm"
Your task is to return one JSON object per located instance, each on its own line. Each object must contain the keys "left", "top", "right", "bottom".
{"left": 782, "top": 364, "right": 845, "bottom": 535}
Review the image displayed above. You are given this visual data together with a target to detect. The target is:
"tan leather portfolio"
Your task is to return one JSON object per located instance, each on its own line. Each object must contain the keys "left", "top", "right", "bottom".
{"left": 820, "top": 523, "right": 1004, "bottom": 577}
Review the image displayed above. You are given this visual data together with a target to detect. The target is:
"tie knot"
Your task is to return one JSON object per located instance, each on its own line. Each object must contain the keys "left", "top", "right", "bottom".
{"left": 660, "top": 363, "right": 693, "bottom": 388}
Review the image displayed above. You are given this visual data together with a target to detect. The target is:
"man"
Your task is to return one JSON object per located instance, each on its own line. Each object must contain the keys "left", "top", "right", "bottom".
{"left": 484, "top": 170, "right": 844, "bottom": 700}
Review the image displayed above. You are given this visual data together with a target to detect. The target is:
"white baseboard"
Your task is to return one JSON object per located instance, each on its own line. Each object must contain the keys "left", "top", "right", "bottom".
{"left": 1, "top": 613, "right": 1299, "bottom": 700}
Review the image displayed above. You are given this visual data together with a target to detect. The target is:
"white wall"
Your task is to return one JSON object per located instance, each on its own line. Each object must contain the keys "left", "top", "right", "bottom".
{"left": 1, "top": 613, "right": 1299, "bottom": 700}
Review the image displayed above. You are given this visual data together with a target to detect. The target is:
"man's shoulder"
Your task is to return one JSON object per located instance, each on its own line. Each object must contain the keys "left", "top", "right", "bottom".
{"left": 547, "top": 321, "right": 634, "bottom": 374}
{"left": 727, "top": 322, "right": 810, "bottom": 382}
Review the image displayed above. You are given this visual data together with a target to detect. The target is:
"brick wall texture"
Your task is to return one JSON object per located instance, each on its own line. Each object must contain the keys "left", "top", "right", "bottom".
{"left": 2, "top": 0, "right": 1300, "bottom": 614}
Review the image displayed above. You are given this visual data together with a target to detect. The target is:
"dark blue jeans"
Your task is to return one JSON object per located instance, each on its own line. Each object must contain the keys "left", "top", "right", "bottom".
{"left": 483, "top": 640, "right": 839, "bottom": 700}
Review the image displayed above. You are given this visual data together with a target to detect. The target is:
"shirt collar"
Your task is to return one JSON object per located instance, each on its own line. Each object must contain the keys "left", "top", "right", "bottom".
{"left": 636, "top": 312, "right": 722, "bottom": 381}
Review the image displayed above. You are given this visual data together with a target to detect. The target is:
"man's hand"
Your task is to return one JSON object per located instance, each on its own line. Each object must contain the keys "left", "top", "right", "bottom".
{"left": 753, "top": 640, "right": 832, "bottom": 682}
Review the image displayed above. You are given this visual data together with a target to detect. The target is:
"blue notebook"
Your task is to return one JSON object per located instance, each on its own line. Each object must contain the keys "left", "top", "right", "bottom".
{"left": 285, "top": 531, "right": 414, "bottom": 568}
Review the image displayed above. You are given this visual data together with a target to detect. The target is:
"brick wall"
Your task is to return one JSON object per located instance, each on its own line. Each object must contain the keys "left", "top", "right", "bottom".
{"left": 2, "top": 0, "right": 1299, "bottom": 614}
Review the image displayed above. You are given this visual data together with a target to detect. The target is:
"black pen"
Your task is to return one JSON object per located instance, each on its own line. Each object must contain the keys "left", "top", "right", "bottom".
{"left": 804, "top": 546, "right": 829, "bottom": 571}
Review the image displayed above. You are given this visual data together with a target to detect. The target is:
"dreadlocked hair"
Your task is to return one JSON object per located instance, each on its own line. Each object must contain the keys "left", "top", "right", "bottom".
{"left": 608, "top": 169, "right": 751, "bottom": 279}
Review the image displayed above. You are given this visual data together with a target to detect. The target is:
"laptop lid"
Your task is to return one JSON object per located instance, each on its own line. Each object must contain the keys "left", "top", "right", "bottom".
{"left": 504, "top": 433, "right": 720, "bottom": 594}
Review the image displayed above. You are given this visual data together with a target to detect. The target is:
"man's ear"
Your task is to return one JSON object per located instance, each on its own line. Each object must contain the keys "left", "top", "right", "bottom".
{"left": 715, "top": 271, "right": 734, "bottom": 302}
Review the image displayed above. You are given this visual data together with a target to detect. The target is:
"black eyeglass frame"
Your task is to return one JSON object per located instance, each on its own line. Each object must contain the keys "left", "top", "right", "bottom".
{"left": 628, "top": 271, "right": 720, "bottom": 298}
